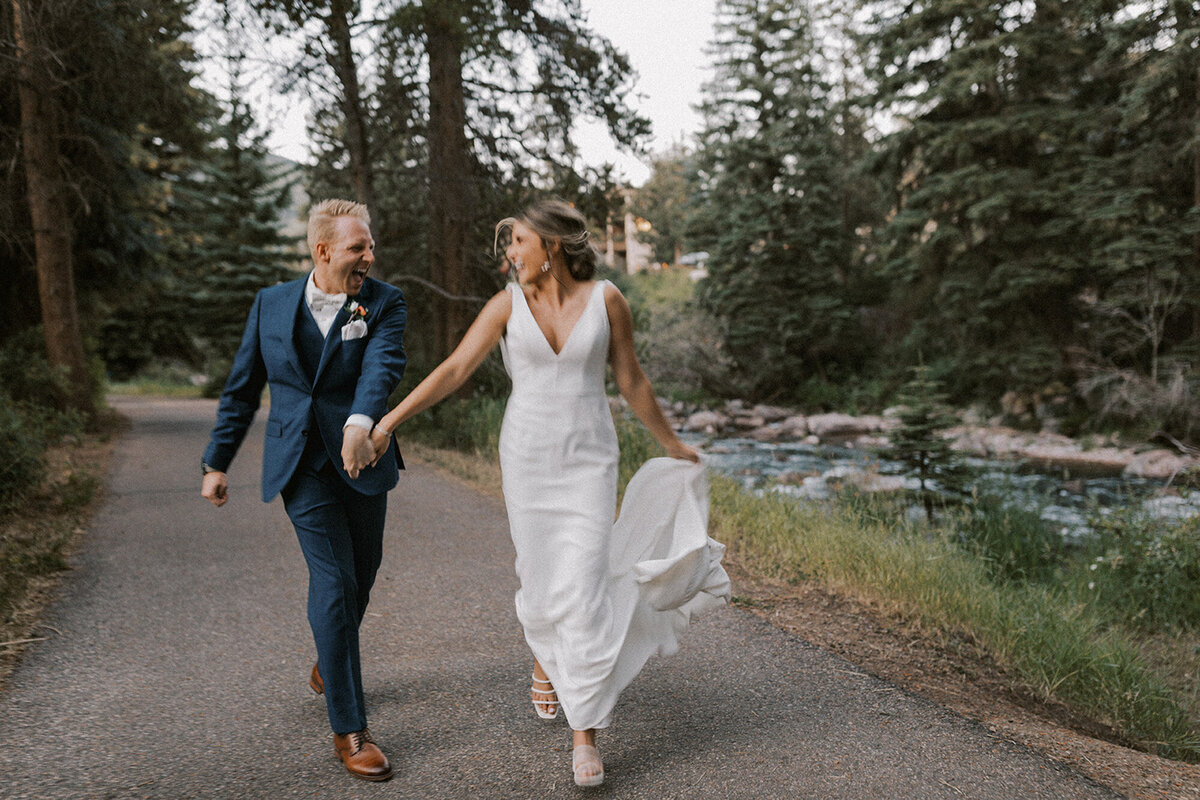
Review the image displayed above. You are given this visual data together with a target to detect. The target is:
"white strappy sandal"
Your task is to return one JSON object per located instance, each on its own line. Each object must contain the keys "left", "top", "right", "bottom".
{"left": 531, "top": 673, "right": 559, "bottom": 720}
{"left": 572, "top": 744, "right": 605, "bottom": 787}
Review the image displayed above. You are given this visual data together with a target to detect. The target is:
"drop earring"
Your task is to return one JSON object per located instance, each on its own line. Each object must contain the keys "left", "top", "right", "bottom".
{"left": 541, "top": 260, "right": 551, "bottom": 273}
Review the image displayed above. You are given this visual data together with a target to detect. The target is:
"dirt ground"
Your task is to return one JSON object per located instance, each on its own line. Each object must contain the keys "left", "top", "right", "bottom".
{"left": 727, "top": 561, "right": 1200, "bottom": 800}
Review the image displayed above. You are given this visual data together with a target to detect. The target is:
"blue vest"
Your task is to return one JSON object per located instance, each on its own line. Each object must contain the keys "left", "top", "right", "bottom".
{"left": 294, "top": 302, "right": 331, "bottom": 470}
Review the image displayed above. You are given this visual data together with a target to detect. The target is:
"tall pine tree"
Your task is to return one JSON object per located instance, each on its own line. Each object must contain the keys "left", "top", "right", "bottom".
{"left": 2, "top": 0, "right": 213, "bottom": 397}
{"left": 689, "top": 0, "right": 856, "bottom": 401}
{"left": 95, "top": 11, "right": 300, "bottom": 382}
{"left": 1068, "top": 0, "right": 1200, "bottom": 438}
{"left": 863, "top": 0, "right": 1121, "bottom": 401}
{"left": 183, "top": 39, "right": 302, "bottom": 391}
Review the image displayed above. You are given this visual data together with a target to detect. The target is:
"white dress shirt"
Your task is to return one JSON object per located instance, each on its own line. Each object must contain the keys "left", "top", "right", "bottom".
{"left": 305, "top": 272, "right": 374, "bottom": 434}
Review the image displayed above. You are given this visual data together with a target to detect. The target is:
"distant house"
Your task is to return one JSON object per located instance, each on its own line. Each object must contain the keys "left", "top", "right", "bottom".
{"left": 598, "top": 188, "right": 655, "bottom": 274}
{"left": 679, "top": 251, "right": 709, "bottom": 280}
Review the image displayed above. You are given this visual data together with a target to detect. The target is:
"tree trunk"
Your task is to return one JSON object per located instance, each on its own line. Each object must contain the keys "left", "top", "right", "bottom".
{"left": 12, "top": 0, "right": 94, "bottom": 415}
{"left": 1193, "top": 46, "right": 1199, "bottom": 339}
{"left": 425, "top": 5, "right": 475, "bottom": 364}
{"left": 327, "top": 0, "right": 373, "bottom": 211}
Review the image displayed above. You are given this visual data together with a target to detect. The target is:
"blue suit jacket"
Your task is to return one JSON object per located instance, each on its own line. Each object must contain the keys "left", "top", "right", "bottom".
{"left": 203, "top": 275, "right": 407, "bottom": 502}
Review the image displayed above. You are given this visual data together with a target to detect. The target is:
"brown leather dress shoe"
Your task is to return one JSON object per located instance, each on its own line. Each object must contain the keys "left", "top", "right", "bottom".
{"left": 333, "top": 729, "right": 393, "bottom": 781}
{"left": 309, "top": 662, "right": 323, "bottom": 695}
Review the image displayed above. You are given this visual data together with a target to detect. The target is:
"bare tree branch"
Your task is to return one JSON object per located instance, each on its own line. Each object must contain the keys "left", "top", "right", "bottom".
{"left": 389, "top": 274, "right": 489, "bottom": 304}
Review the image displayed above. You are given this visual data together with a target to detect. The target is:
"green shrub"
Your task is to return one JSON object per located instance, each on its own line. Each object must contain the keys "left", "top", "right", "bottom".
{"left": 1087, "top": 507, "right": 1200, "bottom": 631}
{"left": 403, "top": 395, "right": 506, "bottom": 456}
{"left": 0, "top": 327, "right": 72, "bottom": 409}
{"left": 952, "top": 493, "right": 1071, "bottom": 583}
{"left": 0, "top": 328, "right": 88, "bottom": 514}
{"left": 0, "top": 403, "right": 47, "bottom": 514}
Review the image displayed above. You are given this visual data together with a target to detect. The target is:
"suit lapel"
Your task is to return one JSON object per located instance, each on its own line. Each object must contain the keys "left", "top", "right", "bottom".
{"left": 281, "top": 279, "right": 311, "bottom": 388}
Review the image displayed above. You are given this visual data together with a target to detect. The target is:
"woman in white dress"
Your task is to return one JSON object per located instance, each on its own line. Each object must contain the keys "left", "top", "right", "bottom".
{"left": 366, "top": 200, "right": 728, "bottom": 787}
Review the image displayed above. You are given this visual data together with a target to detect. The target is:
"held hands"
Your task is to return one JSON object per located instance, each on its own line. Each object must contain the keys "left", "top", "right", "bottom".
{"left": 201, "top": 471, "right": 229, "bottom": 507}
{"left": 369, "top": 425, "right": 391, "bottom": 467}
{"left": 341, "top": 425, "right": 376, "bottom": 479}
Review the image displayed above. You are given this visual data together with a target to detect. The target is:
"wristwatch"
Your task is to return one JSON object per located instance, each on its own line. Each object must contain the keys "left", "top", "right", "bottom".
{"left": 201, "top": 460, "right": 220, "bottom": 476}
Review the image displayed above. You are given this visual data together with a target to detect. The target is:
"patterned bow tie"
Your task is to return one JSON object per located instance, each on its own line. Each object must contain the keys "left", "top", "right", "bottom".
{"left": 310, "top": 293, "right": 346, "bottom": 314}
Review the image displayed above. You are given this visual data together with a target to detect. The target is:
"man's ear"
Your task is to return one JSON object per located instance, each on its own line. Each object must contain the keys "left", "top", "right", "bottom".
{"left": 314, "top": 241, "right": 329, "bottom": 264}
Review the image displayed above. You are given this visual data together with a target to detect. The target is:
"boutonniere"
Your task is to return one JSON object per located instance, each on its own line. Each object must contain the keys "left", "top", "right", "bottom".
{"left": 341, "top": 300, "right": 370, "bottom": 341}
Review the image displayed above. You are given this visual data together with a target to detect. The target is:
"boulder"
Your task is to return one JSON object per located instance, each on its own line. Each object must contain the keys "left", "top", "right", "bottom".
{"left": 779, "top": 415, "right": 809, "bottom": 437}
{"left": 853, "top": 473, "right": 909, "bottom": 493}
{"left": 682, "top": 410, "right": 729, "bottom": 434}
{"left": 746, "top": 425, "right": 785, "bottom": 442}
{"left": 807, "top": 412, "right": 876, "bottom": 439}
{"left": 820, "top": 467, "right": 909, "bottom": 493}
{"left": 858, "top": 414, "right": 893, "bottom": 432}
{"left": 1022, "top": 445, "right": 1132, "bottom": 477}
{"left": 1124, "top": 450, "right": 1190, "bottom": 480}
{"left": 752, "top": 404, "right": 792, "bottom": 423}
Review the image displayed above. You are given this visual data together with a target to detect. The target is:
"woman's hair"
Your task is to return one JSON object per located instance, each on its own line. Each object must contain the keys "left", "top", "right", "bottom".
{"left": 494, "top": 199, "right": 599, "bottom": 280}
{"left": 307, "top": 198, "right": 371, "bottom": 255}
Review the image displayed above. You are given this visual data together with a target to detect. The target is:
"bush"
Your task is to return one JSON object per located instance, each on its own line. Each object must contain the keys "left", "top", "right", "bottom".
{"left": 403, "top": 395, "right": 506, "bottom": 455}
{"left": 0, "top": 403, "right": 48, "bottom": 514}
{"left": 614, "top": 411, "right": 658, "bottom": 494}
{"left": 952, "top": 493, "right": 1072, "bottom": 584}
{"left": 0, "top": 327, "right": 72, "bottom": 409}
{"left": 1077, "top": 363, "right": 1199, "bottom": 443}
{"left": 0, "top": 329, "right": 88, "bottom": 514}
{"left": 1087, "top": 507, "right": 1200, "bottom": 630}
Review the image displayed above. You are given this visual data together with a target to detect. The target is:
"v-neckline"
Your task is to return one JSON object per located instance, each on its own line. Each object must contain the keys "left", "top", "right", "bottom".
{"left": 522, "top": 281, "right": 601, "bottom": 357}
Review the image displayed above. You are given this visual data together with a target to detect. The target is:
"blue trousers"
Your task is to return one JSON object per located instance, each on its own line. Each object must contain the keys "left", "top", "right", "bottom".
{"left": 282, "top": 459, "right": 387, "bottom": 734}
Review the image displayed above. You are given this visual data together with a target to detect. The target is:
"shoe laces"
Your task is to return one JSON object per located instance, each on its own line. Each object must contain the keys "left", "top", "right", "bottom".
{"left": 345, "top": 729, "right": 375, "bottom": 754}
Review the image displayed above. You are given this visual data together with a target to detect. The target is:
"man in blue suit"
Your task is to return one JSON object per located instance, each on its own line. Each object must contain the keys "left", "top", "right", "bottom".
{"left": 201, "top": 199, "right": 406, "bottom": 781}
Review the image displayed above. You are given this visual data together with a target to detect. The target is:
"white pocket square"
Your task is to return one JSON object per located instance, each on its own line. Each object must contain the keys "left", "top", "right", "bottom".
{"left": 341, "top": 318, "right": 368, "bottom": 341}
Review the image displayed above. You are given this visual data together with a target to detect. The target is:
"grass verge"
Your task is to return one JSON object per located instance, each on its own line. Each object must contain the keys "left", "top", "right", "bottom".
{"left": 709, "top": 477, "right": 1200, "bottom": 761}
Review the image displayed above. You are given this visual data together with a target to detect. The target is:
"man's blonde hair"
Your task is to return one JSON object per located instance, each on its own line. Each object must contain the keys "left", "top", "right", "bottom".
{"left": 307, "top": 199, "right": 371, "bottom": 256}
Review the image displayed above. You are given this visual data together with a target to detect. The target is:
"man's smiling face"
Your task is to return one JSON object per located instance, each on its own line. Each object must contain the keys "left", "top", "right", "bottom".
{"left": 314, "top": 216, "right": 375, "bottom": 296}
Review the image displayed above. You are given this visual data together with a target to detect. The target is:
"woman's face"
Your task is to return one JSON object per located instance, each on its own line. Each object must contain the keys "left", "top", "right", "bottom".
{"left": 504, "top": 220, "right": 548, "bottom": 284}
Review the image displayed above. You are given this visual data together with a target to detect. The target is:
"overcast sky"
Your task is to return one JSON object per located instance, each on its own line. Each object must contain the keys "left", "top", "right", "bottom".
{"left": 567, "top": 0, "right": 718, "bottom": 185}
{"left": 209, "top": 1, "right": 718, "bottom": 187}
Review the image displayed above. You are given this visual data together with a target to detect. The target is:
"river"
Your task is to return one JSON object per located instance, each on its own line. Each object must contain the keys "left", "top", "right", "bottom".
{"left": 682, "top": 433, "right": 1200, "bottom": 540}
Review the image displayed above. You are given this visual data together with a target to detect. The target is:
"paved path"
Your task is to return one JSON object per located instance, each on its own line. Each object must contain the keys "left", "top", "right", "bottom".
{"left": 0, "top": 397, "right": 1123, "bottom": 799}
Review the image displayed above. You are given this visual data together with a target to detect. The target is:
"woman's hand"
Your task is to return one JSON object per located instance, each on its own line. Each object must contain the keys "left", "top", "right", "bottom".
{"left": 666, "top": 440, "right": 701, "bottom": 463}
{"left": 369, "top": 426, "right": 391, "bottom": 466}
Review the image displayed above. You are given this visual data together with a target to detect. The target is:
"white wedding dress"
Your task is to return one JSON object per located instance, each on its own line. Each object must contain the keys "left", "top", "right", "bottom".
{"left": 498, "top": 280, "right": 730, "bottom": 731}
